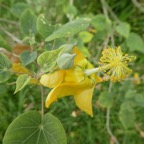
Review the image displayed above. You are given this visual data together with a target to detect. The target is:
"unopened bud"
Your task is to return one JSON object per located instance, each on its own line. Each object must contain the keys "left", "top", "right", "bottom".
{"left": 60, "top": 43, "right": 77, "bottom": 53}
{"left": 56, "top": 53, "right": 76, "bottom": 70}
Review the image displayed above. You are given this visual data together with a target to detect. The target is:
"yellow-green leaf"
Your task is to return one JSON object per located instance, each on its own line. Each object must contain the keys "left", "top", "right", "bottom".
{"left": 79, "top": 31, "right": 93, "bottom": 43}
{"left": 37, "top": 47, "right": 63, "bottom": 72}
{"left": 14, "top": 74, "right": 31, "bottom": 94}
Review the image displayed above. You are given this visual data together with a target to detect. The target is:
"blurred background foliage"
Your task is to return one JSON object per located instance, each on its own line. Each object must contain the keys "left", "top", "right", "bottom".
{"left": 0, "top": 0, "right": 144, "bottom": 143}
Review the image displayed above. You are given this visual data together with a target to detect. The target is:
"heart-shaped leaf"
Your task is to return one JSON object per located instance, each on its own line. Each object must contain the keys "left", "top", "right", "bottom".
{"left": 3, "top": 111, "right": 67, "bottom": 144}
{"left": 20, "top": 51, "right": 37, "bottom": 66}
{"left": 0, "top": 53, "right": 12, "bottom": 83}
{"left": 91, "top": 14, "right": 111, "bottom": 32}
{"left": 98, "top": 91, "right": 114, "bottom": 108}
{"left": 126, "top": 32, "right": 144, "bottom": 53}
{"left": 119, "top": 103, "right": 135, "bottom": 129}
{"left": 11, "top": 2, "right": 29, "bottom": 17}
{"left": 20, "top": 9, "right": 37, "bottom": 35}
{"left": 116, "top": 22, "right": 130, "bottom": 38}
{"left": 37, "top": 14, "right": 54, "bottom": 38}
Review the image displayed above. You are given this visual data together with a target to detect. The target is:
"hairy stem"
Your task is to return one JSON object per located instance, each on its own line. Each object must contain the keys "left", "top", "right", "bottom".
{"left": 0, "top": 27, "right": 23, "bottom": 44}
{"left": 106, "top": 82, "right": 120, "bottom": 144}
{"left": 40, "top": 86, "right": 44, "bottom": 119}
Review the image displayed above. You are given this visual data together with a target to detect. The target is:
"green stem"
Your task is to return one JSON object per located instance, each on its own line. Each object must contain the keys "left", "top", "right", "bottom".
{"left": 40, "top": 86, "right": 44, "bottom": 119}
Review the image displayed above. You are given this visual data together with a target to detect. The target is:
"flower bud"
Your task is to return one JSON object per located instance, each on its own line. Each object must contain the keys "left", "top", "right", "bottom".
{"left": 60, "top": 43, "right": 77, "bottom": 53}
{"left": 56, "top": 53, "right": 76, "bottom": 70}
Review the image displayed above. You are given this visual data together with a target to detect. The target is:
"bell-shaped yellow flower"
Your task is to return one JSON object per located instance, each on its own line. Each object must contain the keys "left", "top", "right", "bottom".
{"left": 40, "top": 47, "right": 102, "bottom": 116}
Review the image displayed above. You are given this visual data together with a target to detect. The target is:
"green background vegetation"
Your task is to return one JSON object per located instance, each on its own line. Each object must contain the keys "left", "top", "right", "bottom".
{"left": 0, "top": 0, "right": 144, "bottom": 143}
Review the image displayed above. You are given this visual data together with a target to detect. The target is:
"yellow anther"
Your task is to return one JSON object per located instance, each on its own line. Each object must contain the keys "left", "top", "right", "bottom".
{"left": 98, "top": 46, "right": 134, "bottom": 82}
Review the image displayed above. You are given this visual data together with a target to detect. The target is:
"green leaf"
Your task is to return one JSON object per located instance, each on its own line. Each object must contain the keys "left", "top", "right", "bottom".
{"left": 98, "top": 91, "right": 113, "bottom": 108}
{"left": 37, "top": 47, "right": 63, "bottom": 72}
{"left": 134, "top": 94, "right": 144, "bottom": 107}
{"left": 0, "top": 53, "right": 12, "bottom": 83}
{"left": 11, "top": 2, "right": 29, "bottom": 17}
{"left": 14, "top": 74, "right": 31, "bottom": 94}
{"left": 64, "top": 4, "right": 77, "bottom": 20}
{"left": 45, "top": 18, "right": 90, "bottom": 41}
{"left": 3, "top": 111, "right": 67, "bottom": 144}
{"left": 20, "top": 9, "right": 37, "bottom": 35}
{"left": 125, "top": 90, "right": 136, "bottom": 99}
{"left": 0, "top": 35, "right": 11, "bottom": 51}
{"left": 80, "top": 46, "right": 91, "bottom": 57}
{"left": 37, "top": 14, "right": 54, "bottom": 38}
{"left": 116, "top": 22, "right": 130, "bottom": 38}
{"left": 20, "top": 51, "right": 37, "bottom": 66}
{"left": 126, "top": 32, "right": 144, "bottom": 52}
{"left": 79, "top": 31, "right": 93, "bottom": 43}
{"left": 119, "top": 103, "right": 135, "bottom": 129}
{"left": 91, "top": 14, "right": 111, "bottom": 31}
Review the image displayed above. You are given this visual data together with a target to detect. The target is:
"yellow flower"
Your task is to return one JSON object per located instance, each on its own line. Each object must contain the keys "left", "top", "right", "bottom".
{"left": 40, "top": 47, "right": 102, "bottom": 116}
{"left": 99, "top": 46, "right": 135, "bottom": 82}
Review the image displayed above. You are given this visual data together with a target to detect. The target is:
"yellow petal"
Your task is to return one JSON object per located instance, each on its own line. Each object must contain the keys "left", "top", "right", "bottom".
{"left": 40, "top": 70, "right": 64, "bottom": 88}
{"left": 95, "top": 75, "right": 103, "bottom": 83}
{"left": 45, "top": 79, "right": 94, "bottom": 108}
{"left": 64, "top": 66, "right": 85, "bottom": 83}
{"left": 73, "top": 47, "right": 85, "bottom": 64}
{"left": 74, "top": 87, "right": 94, "bottom": 117}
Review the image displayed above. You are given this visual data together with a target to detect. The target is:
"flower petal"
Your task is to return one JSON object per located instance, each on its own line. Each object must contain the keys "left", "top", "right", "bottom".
{"left": 40, "top": 70, "right": 64, "bottom": 88}
{"left": 74, "top": 87, "right": 94, "bottom": 116}
{"left": 45, "top": 80, "right": 93, "bottom": 108}
{"left": 64, "top": 66, "right": 85, "bottom": 83}
{"left": 73, "top": 47, "right": 85, "bottom": 64}
{"left": 95, "top": 75, "right": 103, "bottom": 83}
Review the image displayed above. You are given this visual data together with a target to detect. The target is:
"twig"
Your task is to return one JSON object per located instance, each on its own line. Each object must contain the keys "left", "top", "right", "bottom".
{"left": 105, "top": 1, "right": 121, "bottom": 23}
{"left": 106, "top": 82, "right": 120, "bottom": 144}
{"left": 0, "top": 4, "right": 10, "bottom": 10}
{"left": 95, "top": 34, "right": 111, "bottom": 61}
{"left": 100, "top": 0, "right": 120, "bottom": 143}
{"left": 132, "top": 0, "right": 144, "bottom": 13}
{"left": 70, "top": 0, "right": 74, "bottom": 5}
{"left": 6, "top": 82, "right": 16, "bottom": 85}
{"left": 110, "top": 29, "right": 115, "bottom": 48}
{"left": 0, "top": 27, "right": 23, "bottom": 44}
{"left": 0, "top": 18, "right": 18, "bottom": 25}
{"left": 106, "top": 108, "right": 120, "bottom": 144}
{"left": 94, "top": 0, "right": 111, "bottom": 62}
{"left": 100, "top": 0, "right": 109, "bottom": 20}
